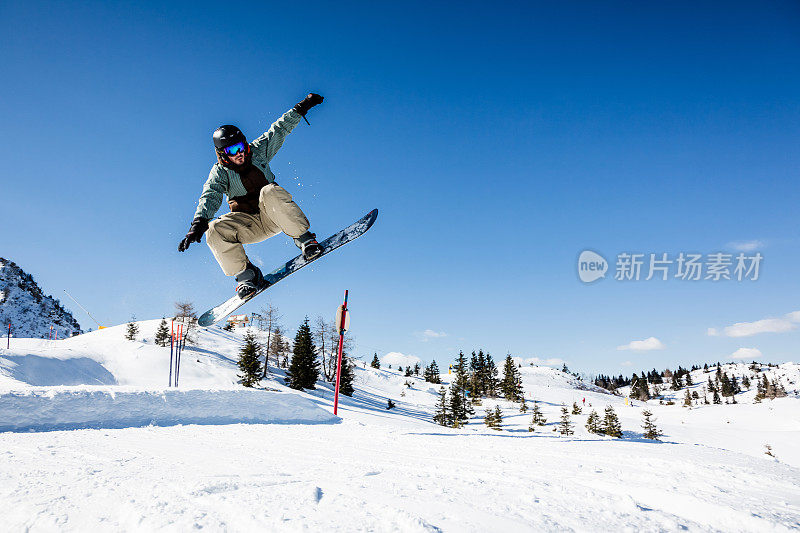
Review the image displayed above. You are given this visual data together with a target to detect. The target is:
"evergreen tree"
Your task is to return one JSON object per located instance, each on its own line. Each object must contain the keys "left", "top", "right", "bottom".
{"left": 712, "top": 386, "right": 722, "bottom": 404}
{"left": 125, "top": 316, "right": 139, "bottom": 341}
{"left": 572, "top": 401, "right": 582, "bottom": 415}
{"left": 484, "top": 407, "right": 497, "bottom": 429}
{"left": 630, "top": 374, "right": 650, "bottom": 400}
{"left": 685, "top": 371, "right": 693, "bottom": 386}
{"left": 670, "top": 372, "right": 680, "bottom": 391}
{"left": 641, "top": 410, "right": 663, "bottom": 440}
{"left": 370, "top": 353, "right": 381, "bottom": 369}
{"left": 154, "top": 318, "right": 170, "bottom": 347}
{"left": 531, "top": 401, "right": 547, "bottom": 426}
{"left": 519, "top": 396, "right": 528, "bottom": 413}
{"left": 742, "top": 375, "right": 751, "bottom": 389}
{"left": 285, "top": 318, "right": 320, "bottom": 390}
{"left": 338, "top": 355, "right": 355, "bottom": 397}
{"left": 433, "top": 387, "right": 450, "bottom": 426}
{"left": 683, "top": 388, "right": 692, "bottom": 406}
{"left": 501, "top": 354, "right": 523, "bottom": 402}
{"left": 424, "top": 360, "right": 441, "bottom": 383}
{"left": 484, "top": 354, "right": 500, "bottom": 397}
{"left": 404, "top": 366, "right": 413, "bottom": 377}
{"left": 603, "top": 405, "right": 623, "bottom": 438}
{"left": 237, "top": 331, "right": 263, "bottom": 387}
{"left": 450, "top": 351, "right": 474, "bottom": 422}
{"left": 492, "top": 405, "right": 503, "bottom": 430}
{"left": 585, "top": 409, "right": 602, "bottom": 434}
{"left": 558, "top": 405, "right": 574, "bottom": 436}
{"left": 413, "top": 362, "right": 420, "bottom": 376}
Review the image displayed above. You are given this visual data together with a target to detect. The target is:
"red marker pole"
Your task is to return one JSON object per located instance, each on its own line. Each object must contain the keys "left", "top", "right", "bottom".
{"left": 169, "top": 320, "right": 175, "bottom": 387}
{"left": 333, "top": 290, "right": 349, "bottom": 416}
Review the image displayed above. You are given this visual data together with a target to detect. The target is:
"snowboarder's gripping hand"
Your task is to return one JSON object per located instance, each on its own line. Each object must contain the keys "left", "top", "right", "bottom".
{"left": 178, "top": 217, "right": 209, "bottom": 252}
{"left": 293, "top": 93, "right": 324, "bottom": 116}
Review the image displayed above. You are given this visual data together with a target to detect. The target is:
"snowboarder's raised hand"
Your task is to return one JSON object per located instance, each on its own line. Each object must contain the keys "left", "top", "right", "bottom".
{"left": 293, "top": 93, "right": 324, "bottom": 116}
{"left": 178, "top": 217, "right": 209, "bottom": 252}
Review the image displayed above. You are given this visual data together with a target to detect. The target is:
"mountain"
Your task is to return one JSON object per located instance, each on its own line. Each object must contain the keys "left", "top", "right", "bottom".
{"left": 0, "top": 258, "right": 82, "bottom": 339}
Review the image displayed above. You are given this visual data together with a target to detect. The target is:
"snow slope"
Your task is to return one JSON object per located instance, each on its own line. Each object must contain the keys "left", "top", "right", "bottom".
{"left": 0, "top": 323, "right": 799, "bottom": 531}
{"left": 0, "top": 257, "right": 82, "bottom": 339}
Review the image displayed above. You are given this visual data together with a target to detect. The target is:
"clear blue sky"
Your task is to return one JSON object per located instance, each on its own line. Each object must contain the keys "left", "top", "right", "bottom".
{"left": 2, "top": 1, "right": 798, "bottom": 375}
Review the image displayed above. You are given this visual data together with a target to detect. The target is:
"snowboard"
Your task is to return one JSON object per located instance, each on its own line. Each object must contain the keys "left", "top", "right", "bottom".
{"left": 198, "top": 209, "right": 378, "bottom": 327}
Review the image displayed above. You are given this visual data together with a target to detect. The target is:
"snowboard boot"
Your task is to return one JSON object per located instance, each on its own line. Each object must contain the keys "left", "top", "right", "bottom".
{"left": 234, "top": 261, "right": 263, "bottom": 299}
{"left": 294, "top": 231, "right": 322, "bottom": 261}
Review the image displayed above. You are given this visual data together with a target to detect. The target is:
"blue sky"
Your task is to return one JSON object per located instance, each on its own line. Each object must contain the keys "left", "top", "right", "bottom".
{"left": 2, "top": 1, "right": 799, "bottom": 374}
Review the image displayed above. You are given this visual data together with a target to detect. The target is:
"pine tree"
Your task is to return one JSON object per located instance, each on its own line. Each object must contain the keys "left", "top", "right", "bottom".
{"left": 285, "top": 318, "right": 320, "bottom": 390}
{"left": 125, "top": 316, "right": 139, "bottom": 341}
{"left": 671, "top": 372, "right": 680, "bottom": 391}
{"left": 338, "top": 355, "right": 355, "bottom": 397}
{"left": 154, "top": 318, "right": 170, "bottom": 347}
{"left": 433, "top": 387, "right": 450, "bottom": 426}
{"left": 404, "top": 366, "right": 413, "bottom": 377}
{"left": 531, "top": 401, "right": 547, "bottom": 426}
{"left": 683, "top": 388, "right": 692, "bottom": 407}
{"left": 641, "top": 410, "right": 663, "bottom": 440}
{"left": 558, "top": 405, "right": 574, "bottom": 436}
{"left": 585, "top": 409, "right": 602, "bottom": 434}
{"left": 712, "top": 387, "right": 721, "bottom": 404}
{"left": 500, "top": 354, "right": 523, "bottom": 402}
{"left": 413, "top": 362, "right": 420, "bottom": 376}
{"left": 484, "top": 354, "right": 500, "bottom": 397}
{"left": 519, "top": 396, "right": 528, "bottom": 413}
{"left": 237, "top": 331, "right": 263, "bottom": 387}
{"left": 484, "top": 408, "right": 497, "bottom": 429}
{"left": 492, "top": 405, "right": 503, "bottom": 430}
{"left": 424, "top": 360, "right": 441, "bottom": 383}
{"left": 370, "top": 353, "right": 381, "bottom": 369}
{"left": 572, "top": 401, "right": 582, "bottom": 415}
{"left": 450, "top": 351, "right": 474, "bottom": 422}
{"left": 603, "top": 405, "right": 623, "bottom": 438}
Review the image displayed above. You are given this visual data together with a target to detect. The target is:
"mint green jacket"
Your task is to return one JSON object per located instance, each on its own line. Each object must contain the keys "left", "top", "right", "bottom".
{"left": 193, "top": 108, "right": 303, "bottom": 220}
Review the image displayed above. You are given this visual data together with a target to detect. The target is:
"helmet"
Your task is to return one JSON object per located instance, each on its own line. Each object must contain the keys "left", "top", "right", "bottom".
{"left": 212, "top": 125, "right": 247, "bottom": 150}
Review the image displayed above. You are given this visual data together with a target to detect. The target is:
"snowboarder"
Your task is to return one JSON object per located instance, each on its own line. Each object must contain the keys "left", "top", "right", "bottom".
{"left": 178, "top": 93, "right": 325, "bottom": 298}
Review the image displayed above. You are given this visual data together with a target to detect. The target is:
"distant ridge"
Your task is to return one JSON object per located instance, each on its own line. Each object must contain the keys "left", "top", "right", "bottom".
{"left": 0, "top": 257, "right": 82, "bottom": 339}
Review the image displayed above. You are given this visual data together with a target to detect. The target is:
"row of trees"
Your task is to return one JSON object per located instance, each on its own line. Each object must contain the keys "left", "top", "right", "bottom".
{"left": 237, "top": 317, "right": 356, "bottom": 395}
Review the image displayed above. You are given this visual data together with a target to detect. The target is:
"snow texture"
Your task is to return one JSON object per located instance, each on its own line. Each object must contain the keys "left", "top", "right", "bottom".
{"left": 0, "top": 319, "right": 799, "bottom": 531}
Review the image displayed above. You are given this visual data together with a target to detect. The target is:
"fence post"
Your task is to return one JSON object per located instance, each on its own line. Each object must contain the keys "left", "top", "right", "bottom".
{"left": 333, "top": 290, "right": 349, "bottom": 416}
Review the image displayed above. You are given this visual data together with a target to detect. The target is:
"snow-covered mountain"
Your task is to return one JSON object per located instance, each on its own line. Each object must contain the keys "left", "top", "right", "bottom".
{"left": 0, "top": 258, "right": 82, "bottom": 339}
{"left": 1, "top": 320, "right": 799, "bottom": 530}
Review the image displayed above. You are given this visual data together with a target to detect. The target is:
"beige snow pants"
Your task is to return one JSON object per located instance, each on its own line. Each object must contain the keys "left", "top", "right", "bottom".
{"left": 206, "top": 183, "right": 310, "bottom": 276}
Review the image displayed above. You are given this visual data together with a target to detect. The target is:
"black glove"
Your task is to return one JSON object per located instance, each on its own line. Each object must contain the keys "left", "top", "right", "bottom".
{"left": 294, "top": 93, "right": 324, "bottom": 116}
{"left": 178, "top": 217, "right": 209, "bottom": 252}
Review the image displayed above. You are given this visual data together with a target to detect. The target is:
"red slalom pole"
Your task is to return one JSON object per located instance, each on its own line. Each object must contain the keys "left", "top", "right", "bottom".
{"left": 333, "top": 290, "right": 349, "bottom": 416}
{"left": 169, "top": 320, "right": 175, "bottom": 387}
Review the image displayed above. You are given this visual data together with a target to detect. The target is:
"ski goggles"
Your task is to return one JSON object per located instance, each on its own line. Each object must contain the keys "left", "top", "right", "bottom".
{"left": 223, "top": 142, "right": 247, "bottom": 156}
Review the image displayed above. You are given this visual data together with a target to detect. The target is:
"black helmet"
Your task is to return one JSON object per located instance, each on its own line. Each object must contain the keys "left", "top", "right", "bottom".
{"left": 212, "top": 125, "right": 247, "bottom": 150}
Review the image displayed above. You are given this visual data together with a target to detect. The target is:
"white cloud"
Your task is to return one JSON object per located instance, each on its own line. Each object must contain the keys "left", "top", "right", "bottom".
{"left": 707, "top": 328, "right": 719, "bottom": 337}
{"left": 727, "top": 240, "right": 764, "bottom": 252}
{"left": 730, "top": 347, "right": 763, "bottom": 360}
{"left": 416, "top": 329, "right": 447, "bottom": 342}
{"left": 620, "top": 361, "right": 633, "bottom": 367}
{"left": 719, "top": 311, "right": 800, "bottom": 337}
{"left": 616, "top": 337, "right": 666, "bottom": 351}
{"left": 520, "top": 357, "right": 565, "bottom": 367}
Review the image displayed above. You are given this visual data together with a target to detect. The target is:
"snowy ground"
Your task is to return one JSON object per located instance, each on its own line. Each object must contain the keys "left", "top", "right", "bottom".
{"left": 1, "top": 322, "right": 799, "bottom": 531}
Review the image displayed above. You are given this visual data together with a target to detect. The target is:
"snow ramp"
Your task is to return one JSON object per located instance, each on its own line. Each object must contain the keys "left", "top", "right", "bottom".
{"left": 0, "top": 389, "right": 338, "bottom": 432}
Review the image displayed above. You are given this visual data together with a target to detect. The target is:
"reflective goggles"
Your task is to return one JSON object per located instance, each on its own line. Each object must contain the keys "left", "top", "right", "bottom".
{"left": 223, "top": 142, "right": 247, "bottom": 156}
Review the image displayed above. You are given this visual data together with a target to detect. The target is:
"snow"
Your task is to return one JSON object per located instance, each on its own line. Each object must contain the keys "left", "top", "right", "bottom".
{"left": 381, "top": 351, "right": 422, "bottom": 369}
{"left": 1, "top": 322, "right": 799, "bottom": 530}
